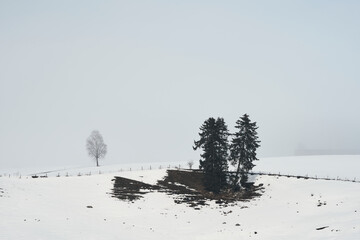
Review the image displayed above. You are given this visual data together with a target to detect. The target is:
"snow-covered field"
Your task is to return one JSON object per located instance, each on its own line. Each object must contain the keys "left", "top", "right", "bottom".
{"left": 1, "top": 156, "right": 360, "bottom": 239}
{"left": 254, "top": 155, "right": 360, "bottom": 180}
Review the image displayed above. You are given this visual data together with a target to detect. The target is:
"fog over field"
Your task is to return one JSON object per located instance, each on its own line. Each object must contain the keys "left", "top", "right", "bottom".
{"left": 1, "top": 1, "right": 360, "bottom": 169}
{"left": 2, "top": 2, "right": 360, "bottom": 240}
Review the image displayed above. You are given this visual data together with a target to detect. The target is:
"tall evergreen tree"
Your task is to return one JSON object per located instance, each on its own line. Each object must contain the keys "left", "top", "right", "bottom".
{"left": 229, "top": 114, "right": 260, "bottom": 189}
{"left": 193, "top": 117, "right": 229, "bottom": 193}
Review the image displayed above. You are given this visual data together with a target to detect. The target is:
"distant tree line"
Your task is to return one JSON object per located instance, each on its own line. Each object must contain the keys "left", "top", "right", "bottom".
{"left": 193, "top": 114, "right": 260, "bottom": 193}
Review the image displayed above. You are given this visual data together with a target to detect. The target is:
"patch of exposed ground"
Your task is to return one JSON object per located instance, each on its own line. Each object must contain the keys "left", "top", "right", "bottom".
{"left": 111, "top": 170, "right": 263, "bottom": 207}
{"left": 111, "top": 176, "right": 160, "bottom": 201}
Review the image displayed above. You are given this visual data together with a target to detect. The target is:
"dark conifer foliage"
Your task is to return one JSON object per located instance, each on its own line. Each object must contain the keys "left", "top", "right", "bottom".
{"left": 229, "top": 114, "right": 260, "bottom": 188}
{"left": 193, "top": 117, "right": 229, "bottom": 193}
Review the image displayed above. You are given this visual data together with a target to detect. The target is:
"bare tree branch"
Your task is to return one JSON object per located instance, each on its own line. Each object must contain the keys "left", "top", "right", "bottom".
{"left": 86, "top": 130, "right": 107, "bottom": 167}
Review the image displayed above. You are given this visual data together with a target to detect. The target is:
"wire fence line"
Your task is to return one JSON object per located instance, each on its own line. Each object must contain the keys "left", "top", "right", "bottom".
{"left": 1, "top": 166, "right": 359, "bottom": 184}
{"left": 249, "top": 171, "right": 359, "bottom": 184}
{"left": 0, "top": 163, "right": 186, "bottom": 179}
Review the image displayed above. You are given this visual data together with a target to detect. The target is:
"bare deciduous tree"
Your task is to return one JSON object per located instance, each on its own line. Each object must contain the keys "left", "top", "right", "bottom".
{"left": 187, "top": 160, "right": 194, "bottom": 169}
{"left": 86, "top": 130, "right": 107, "bottom": 167}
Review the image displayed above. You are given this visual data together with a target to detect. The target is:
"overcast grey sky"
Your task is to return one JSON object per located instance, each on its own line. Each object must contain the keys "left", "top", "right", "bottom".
{"left": 1, "top": 1, "right": 360, "bottom": 169}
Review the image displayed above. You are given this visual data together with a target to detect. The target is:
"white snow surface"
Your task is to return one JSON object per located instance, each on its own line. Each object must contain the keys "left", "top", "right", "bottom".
{"left": 255, "top": 155, "right": 360, "bottom": 180}
{"left": 1, "top": 156, "right": 360, "bottom": 239}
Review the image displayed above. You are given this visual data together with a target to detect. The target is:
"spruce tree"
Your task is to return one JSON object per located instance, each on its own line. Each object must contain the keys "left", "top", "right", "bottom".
{"left": 193, "top": 117, "right": 229, "bottom": 193}
{"left": 229, "top": 114, "right": 260, "bottom": 189}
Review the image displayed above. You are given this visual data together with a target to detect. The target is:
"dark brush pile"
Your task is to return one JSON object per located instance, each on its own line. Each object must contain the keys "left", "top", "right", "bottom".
{"left": 111, "top": 176, "right": 160, "bottom": 201}
{"left": 111, "top": 170, "right": 263, "bottom": 208}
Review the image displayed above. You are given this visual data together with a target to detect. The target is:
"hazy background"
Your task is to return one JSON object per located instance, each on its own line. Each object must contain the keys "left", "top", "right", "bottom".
{"left": 1, "top": 1, "right": 360, "bottom": 169}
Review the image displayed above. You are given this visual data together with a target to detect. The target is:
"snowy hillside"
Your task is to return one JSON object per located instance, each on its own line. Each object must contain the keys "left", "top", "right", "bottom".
{"left": 255, "top": 155, "right": 360, "bottom": 180}
{"left": 1, "top": 156, "right": 360, "bottom": 239}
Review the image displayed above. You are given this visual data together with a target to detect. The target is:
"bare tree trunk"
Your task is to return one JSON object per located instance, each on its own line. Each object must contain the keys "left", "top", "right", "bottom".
{"left": 86, "top": 130, "right": 107, "bottom": 167}
{"left": 233, "top": 161, "right": 241, "bottom": 188}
